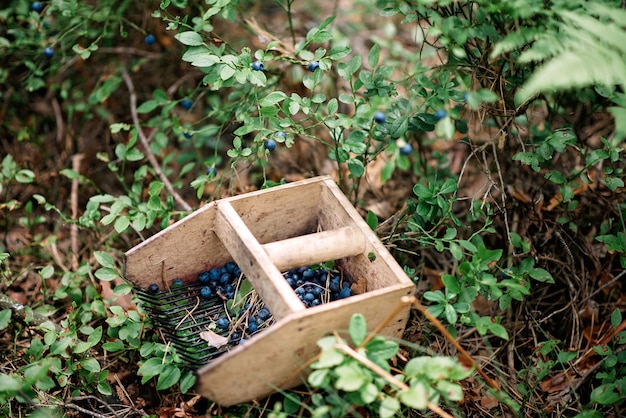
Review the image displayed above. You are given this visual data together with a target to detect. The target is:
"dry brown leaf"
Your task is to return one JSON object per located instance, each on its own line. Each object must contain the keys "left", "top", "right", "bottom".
{"left": 199, "top": 330, "right": 229, "bottom": 349}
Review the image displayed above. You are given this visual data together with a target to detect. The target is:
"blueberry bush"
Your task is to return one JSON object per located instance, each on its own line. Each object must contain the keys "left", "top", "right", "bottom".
{"left": 1, "top": 0, "right": 626, "bottom": 416}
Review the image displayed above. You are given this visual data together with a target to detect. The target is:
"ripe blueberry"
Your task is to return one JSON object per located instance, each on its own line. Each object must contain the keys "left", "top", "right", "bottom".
{"left": 148, "top": 283, "right": 159, "bottom": 294}
{"left": 44, "top": 47, "right": 54, "bottom": 58}
{"left": 275, "top": 131, "right": 286, "bottom": 141}
{"left": 208, "top": 268, "right": 221, "bottom": 281}
{"left": 248, "top": 317, "right": 259, "bottom": 333}
{"left": 207, "top": 167, "right": 218, "bottom": 176}
{"left": 145, "top": 34, "right": 156, "bottom": 45}
{"left": 373, "top": 111, "right": 386, "bottom": 124}
{"left": 200, "top": 286, "right": 212, "bottom": 298}
{"left": 264, "top": 138, "right": 276, "bottom": 151}
{"left": 339, "top": 287, "right": 352, "bottom": 298}
{"left": 399, "top": 143, "right": 412, "bottom": 155}
{"left": 180, "top": 98, "right": 193, "bottom": 110}
{"left": 435, "top": 109, "right": 447, "bottom": 121}
{"left": 219, "top": 273, "right": 231, "bottom": 285}
{"left": 216, "top": 316, "right": 230, "bottom": 330}
{"left": 251, "top": 61, "right": 265, "bottom": 71}
{"left": 172, "top": 278, "right": 183, "bottom": 287}
{"left": 307, "top": 61, "right": 320, "bottom": 72}
{"left": 198, "top": 271, "right": 210, "bottom": 283}
{"left": 31, "top": 2, "right": 43, "bottom": 12}
{"left": 501, "top": 269, "right": 513, "bottom": 279}
{"left": 183, "top": 131, "right": 192, "bottom": 139}
{"left": 225, "top": 261, "right": 237, "bottom": 273}
{"left": 257, "top": 307, "right": 270, "bottom": 321}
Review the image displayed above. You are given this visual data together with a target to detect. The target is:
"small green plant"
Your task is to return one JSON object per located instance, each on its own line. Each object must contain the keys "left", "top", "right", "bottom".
{"left": 587, "top": 309, "right": 626, "bottom": 408}
{"left": 271, "top": 313, "right": 473, "bottom": 417}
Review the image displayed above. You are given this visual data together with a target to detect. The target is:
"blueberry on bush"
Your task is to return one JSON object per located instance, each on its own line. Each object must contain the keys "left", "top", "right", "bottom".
{"left": 183, "top": 131, "right": 193, "bottom": 139}
{"left": 275, "top": 131, "right": 286, "bottom": 141}
{"left": 399, "top": 143, "right": 412, "bottom": 155}
{"left": 251, "top": 61, "right": 265, "bottom": 71}
{"left": 264, "top": 138, "right": 276, "bottom": 151}
{"left": 373, "top": 111, "right": 386, "bottom": 124}
{"left": 144, "top": 34, "right": 156, "bottom": 45}
{"left": 148, "top": 283, "right": 159, "bottom": 294}
{"left": 44, "top": 47, "right": 54, "bottom": 58}
{"left": 307, "top": 61, "right": 320, "bottom": 72}
{"left": 31, "top": 1, "right": 44, "bottom": 12}
{"left": 207, "top": 167, "right": 218, "bottom": 176}
{"left": 180, "top": 98, "right": 193, "bottom": 110}
{"left": 435, "top": 109, "right": 447, "bottom": 120}
{"left": 172, "top": 278, "right": 183, "bottom": 287}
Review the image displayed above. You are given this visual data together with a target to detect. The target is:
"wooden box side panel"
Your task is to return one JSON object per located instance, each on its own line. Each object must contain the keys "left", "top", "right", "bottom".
{"left": 197, "top": 287, "right": 412, "bottom": 406}
{"left": 226, "top": 178, "right": 322, "bottom": 244}
{"left": 317, "top": 181, "right": 415, "bottom": 291}
{"left": 124, "top": 203, "right": 232, "bottom": 290}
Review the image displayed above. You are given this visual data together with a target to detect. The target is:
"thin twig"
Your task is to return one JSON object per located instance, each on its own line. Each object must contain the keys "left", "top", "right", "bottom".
{"left": 70, "top": 153, "right": 84, "bottom": 270}
{"left": 120, "top": 67, "right": 192, "bottom": 212}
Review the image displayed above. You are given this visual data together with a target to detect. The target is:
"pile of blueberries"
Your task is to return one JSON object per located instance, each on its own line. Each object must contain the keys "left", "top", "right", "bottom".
{"left": 283, "top": 266, "right": 352, "bottom": 307}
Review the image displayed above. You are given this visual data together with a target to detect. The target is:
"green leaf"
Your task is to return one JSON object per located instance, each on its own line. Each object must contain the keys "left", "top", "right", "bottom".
{"left": 441, "top": 274, "right": 461, "bottom": 294}
{"left": 347, "top": 158, "right": 365, "bottom": 178}
{"left": 335, "top": 364, "right": 368, "bottom": 392}
{"left": 94, "top": 251, "right": 115, "bottom": 268}
{"left": 137, "top": 100, "right": 158, "bottom": 113}
{"left": 436, "top": 380, "right": 464, "bottom": 401}
{"left": 366, "top": 338, "right": 399, "bottom": 361}
{"left": 259, "top": 91, "right": 287, "bottom": 107}
{"left": 95, "top": 267, "right": 118, "bottom": 282}
{"left": 349, "top": 313, "right": 367, "bottom": 346}
{"left": 327, "top": 98, "right": 338, "bottom": 115}
{"left": 308, "top": 369, "right": 329, "bottom": 387}
{"left": 449, "top": 242, "right": 463, "bottom": 261}
{"left": 179, "top": 370, "right": 196, "bottom": 393}
{"left": 81, "top": 358, "right": 101, "bottom": 373}
{"left": 313, "top": 348, "right": 344, "bottom": 369}
{"left": 488, "top": 322, "right": 509, "bottom": 340}
{"left": 611, "top": 308, "right": 622, "bottom": 329}
{"left": 528, "top": 268, "right": 554, "bottom": 283}
{"left": 0, "top": 374, "right": 21, "bottom": 393}
{"left": 0, "top": 309, "right": 11, "bottom": 330}
{"left": 114, "top": 216, "right": 130, "bottom": 233}
{"left": 175, "top": 31, "right": 204, "bottom": 46}
{"left": 444, "top": 304, "right": 457, "bottom": 324}
{"left": 379, "top": 396, "right": 400, "bottom": 418}
{"left": 157, "top": 365, "right": 181, "bottom": 390}
{"left": 368, "top": 44, "right": 380, "bottom": 68}
{"left": 399, "top": 382, "right": 428, "bottom": 410}
{"left": 98, "top": 380, "right": 112, "bottom": 396}
{"left": 366, "top": 210, "right": 378, "bottom": 230}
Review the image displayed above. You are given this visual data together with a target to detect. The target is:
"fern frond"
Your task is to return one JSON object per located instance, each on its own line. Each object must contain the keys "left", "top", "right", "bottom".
{"left": 516, "top": 7, "right": 626, "bottom": 104}
{"left": 490, "top": 27, "right": 545, "bottom": 58}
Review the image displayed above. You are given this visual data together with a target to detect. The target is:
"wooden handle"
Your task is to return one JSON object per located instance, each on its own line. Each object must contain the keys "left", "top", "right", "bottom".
{"left": 263, "top": 225, "right": 365, "bottom": 272}
{"left": 215, "top": 202, "right": 306, "bottom": 319}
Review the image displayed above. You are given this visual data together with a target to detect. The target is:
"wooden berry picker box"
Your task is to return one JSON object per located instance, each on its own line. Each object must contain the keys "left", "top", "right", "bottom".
{"left": 124, "top": 176, "right": 415, "bottom": 406}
